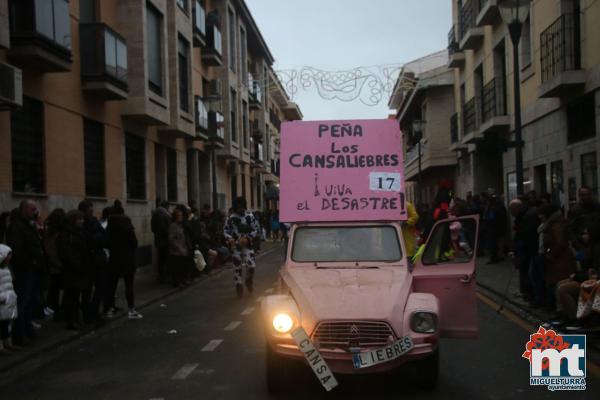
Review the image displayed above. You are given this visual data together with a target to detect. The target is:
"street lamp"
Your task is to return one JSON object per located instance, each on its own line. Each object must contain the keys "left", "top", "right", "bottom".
{"left": 498, "top": 0, "right": 531, "bottom": 196}
{"left": 412, "top": 120, "right": 425, "bottom": 207}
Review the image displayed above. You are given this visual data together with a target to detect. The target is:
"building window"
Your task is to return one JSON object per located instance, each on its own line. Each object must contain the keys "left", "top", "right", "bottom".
{"left": 581, "top": 152, "right": 598, "bottom": 197}
{"left": 230, "top": 174, "right": 237, "bottom": 205}
{"left": 230, "top": 88, "right": 237, "bottom": 142}
{"left": 178, "top": 35, "right": 190, "bottom": 113}
{"left": 125, "top": 133, "right": 146, "bottom": 200}
{"left": 228, "top": 9, "right": 236, "bottom": 72}
{"left": 176, "top": 0, "right": 188, "bottom": 14}
{"left": 79, "top": 0, "right": 96, "bottom": 23}
{"left": 146, "top": 3, "right": 163, "bottom": 96}
{"left": 242, "top": 100, "right": 248, "bottom": 148}
{"left": 567, "top": 93, "right": 596, "bottom": 144}
{"left": 11, "top": 97, "right": 44, "bottom": 194}
{"left": 241, "top": 173, "right": 246, "bottom": 199}
{"left": 240, "top": 28, "right": 247, "bottom": 84}
{"left": 520, "top": 16, "right": 532, "bottom": 67}
{"left": 550, "top": 160, "right": 564, "bottom": 208}
{"left": 84, "top": 118, "right": 105, "bottom": 197}
{"left": 166, "top": 148, "right": 178, "bottom": 202}
{"left": 32, "top": 0, "right": 72, "bottom": 49}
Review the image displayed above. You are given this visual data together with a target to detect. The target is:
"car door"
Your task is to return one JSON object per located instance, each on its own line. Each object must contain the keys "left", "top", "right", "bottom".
{"left": 411, "top": 215, "right": 479, "bottom": 339}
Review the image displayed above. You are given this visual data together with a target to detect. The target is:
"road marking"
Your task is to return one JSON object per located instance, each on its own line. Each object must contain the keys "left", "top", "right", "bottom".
{"left": 264, "top": 288, "right": 274, "bottom": 294}
{"left": 256, "top": 296, "right": 265, "bottom": 303}
{"left": 201, "top": 339, "right": 223, "bottom": 352}
{"left": 171, "top": 363, "right": 199, "bottom": 380}
{"left": 241, "top": 307, "right": 255, "bottom": 315}
{"left": 224, "top": 321, "right": 241, "bottom": 331}
{"left": 477, "top": 292, "right": 600, "bottom": 378}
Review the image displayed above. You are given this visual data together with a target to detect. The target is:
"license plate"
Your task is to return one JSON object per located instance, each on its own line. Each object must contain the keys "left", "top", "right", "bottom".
{"left": 352, "top": 336, "right": 414, "bottom": 369}
{"left": 290, "top": 327, "right": 338, "bottom": 392}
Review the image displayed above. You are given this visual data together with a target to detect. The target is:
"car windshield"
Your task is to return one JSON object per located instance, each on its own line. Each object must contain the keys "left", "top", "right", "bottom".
{"left": 291, "top": 226, "right": 402, "bottom": 263}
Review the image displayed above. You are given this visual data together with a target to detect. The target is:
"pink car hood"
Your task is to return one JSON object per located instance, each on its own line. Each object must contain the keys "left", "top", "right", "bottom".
{"left": 283, "top": 266, "right": 412, "bottom": 332}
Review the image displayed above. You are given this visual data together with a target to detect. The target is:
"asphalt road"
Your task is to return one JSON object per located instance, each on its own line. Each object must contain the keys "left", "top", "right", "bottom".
{"left": 1, "top": 245, "right": 599, "bottom": 400}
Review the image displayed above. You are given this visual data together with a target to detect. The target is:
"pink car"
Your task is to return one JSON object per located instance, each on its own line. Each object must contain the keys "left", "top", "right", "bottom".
{"left": 261, "top": 216, "right": 479, "bottom": 392}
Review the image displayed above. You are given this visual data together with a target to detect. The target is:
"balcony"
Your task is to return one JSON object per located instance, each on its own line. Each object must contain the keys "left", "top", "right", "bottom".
{"left": 252, "top": 142, "right": 264, "bottom": 165}
{"left": 194, "top": 96, "right": 209, "bottom": 140}
{"left": 405, "top": 144, "right": 420, "bottom": 166}
{"left": 539, "top": 13, "right": 585, "bottom": 98}
{"left": 479, "top": 77, "right": 510, "bottom": 135}
{"left": 79, "top": 24, "right": 128, "bottom": 100}
{"left": 269, "top": 109, "right": 281, "bottom": 131}
{"left": 252, "top": 119, "right": 264, "bottom": 141}
{"left": 459, "top": 0, "right": 484, "bottom": 51}
{"left": 248, "top": 74, "right": 262, "bottom": 109}
{"left": 462, "top": 97, "right": 482, "bottom": 143}
{"left": 207, "top": 110, "right": 225, "bottom": 146}
{"left": 8, "top": 0, "right": 72, "bottom": 72}
{"left": 476, "top": 0, "right": 500, "bottom": 27}
{"left": 201, "top": 11, "right": 222, "bottom": 66}
{"left": 193, "top": 0, "right": 206, "bottom": 48}
{"left": 447, "top": 25, "right": 465, "bottom": 68}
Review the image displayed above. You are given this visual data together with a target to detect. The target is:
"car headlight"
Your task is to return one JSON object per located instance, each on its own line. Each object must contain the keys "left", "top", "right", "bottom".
{"left": 411, "top": 312, "right": 437, "bottom": 334}
{"left": 262, "top": 295, "right": 301, "bottom": 335}
{"left": 272, "top": 313, "right": 294, "bottom": 334}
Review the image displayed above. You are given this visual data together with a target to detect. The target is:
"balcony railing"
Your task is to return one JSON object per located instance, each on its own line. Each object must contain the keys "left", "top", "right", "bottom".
{"left": 193, "top": 0, "right": 206, "bottom": 37}
{"left": 405, "top": 144, "right": 420, "bottom": 165}
{"left": 481, "top": 77, "right": 506, "bottom": 122}
{"left": 448, "top": 25, "right": 459, "bottom": 55}
{"left": 463, "top": 97, "right": 479, "bottom": 135}
{"left": 253, "top": 142, "right": 264, "bottom": 163}
{"left": 450, "top": 113, "right": 459, "bottom": 144}
{"left": 459, "top": 0, "right": 477, "bottom": 41}
{"left": 208, "top": 111, "right": 225, "bottom": 142}
{"left": 195, "top": 96, "right": 209, "bottom": 133}
{"left": 540, "top": 13, "right": 581, "bottom": 84}
{"left": 80, "top": 23, "right": 127, "bottom": 88}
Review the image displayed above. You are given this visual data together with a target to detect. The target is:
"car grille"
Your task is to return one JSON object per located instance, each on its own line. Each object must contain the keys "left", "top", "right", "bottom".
{"left": 312, "top": 320, "right": 395, "bottom": 350}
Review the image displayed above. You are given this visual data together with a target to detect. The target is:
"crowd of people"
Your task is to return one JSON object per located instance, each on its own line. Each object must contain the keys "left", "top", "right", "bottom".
{"left": 0, "top": 196, "right": 283, "bottom": 355}
{"left": 413, "top": 185, "right": 600, "bottom": 333}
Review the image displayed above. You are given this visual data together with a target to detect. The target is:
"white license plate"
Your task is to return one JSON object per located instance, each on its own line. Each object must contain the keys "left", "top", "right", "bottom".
{"left": 290, "top": 327, "right": 338, "bottom": 392}
{"left": 352, "top": 336, "right": 414, "bottom": 369}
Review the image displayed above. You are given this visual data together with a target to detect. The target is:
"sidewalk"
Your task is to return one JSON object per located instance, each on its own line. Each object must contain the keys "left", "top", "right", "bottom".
{"left": 476, "top": 256, "right": 600, "bottom": 365}
{"left": 0, "top": 241, "right": 282, "bottom": 374}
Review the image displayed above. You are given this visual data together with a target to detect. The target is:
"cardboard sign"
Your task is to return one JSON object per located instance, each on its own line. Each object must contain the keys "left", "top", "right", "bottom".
{"left": 280, "top": 119, "right": 406, "bottom": 222}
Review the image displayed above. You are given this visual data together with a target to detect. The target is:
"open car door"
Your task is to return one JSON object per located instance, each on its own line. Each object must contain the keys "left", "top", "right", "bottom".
{"left": 412, "top": 215, "right": 479, "bottom": 339}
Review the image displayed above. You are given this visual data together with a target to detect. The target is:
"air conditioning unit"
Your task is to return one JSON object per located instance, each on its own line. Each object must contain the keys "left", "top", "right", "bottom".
{"left": 0, "top": 62, "right": 23, "bottom": 109}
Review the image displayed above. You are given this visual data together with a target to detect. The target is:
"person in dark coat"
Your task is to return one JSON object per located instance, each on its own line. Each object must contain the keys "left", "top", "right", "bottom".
{"left": 44, "top": 208, "right": 66, "bottom": 319}
{"left": 6, "top": 200, "right": 45, "bottom": 344}
{"left": 151, "top": 201, "right": 171, "bottom": 283}
{"left": 106, "top": 201, "right": 141, "bottom": 319}
{"left": 79, "top": 200, "right": 108, "bottom": 325}
{"left": 567, "top": 186, "right": 600, "bottom": 253}
{"left": 509, "top": 199, "right": 539, "bottom": 301}
{"left": 57, "top": 210, "right": 90, "bottom": 330}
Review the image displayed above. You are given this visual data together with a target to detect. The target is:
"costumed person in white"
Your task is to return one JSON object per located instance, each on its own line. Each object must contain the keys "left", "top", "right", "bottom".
{"left": 0, "top": 244, "right": 19, "bottom": 354}
{"left": 224, "top": 197, "right": 260, "bottom": 298}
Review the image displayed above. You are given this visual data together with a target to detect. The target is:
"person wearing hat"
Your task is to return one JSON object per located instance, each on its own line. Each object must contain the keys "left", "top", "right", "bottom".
{"left": 224, "top": 197, "right": 260, "bottom": 298}
{"left": 0, "top": 244, "right": 19, "bottom": 354}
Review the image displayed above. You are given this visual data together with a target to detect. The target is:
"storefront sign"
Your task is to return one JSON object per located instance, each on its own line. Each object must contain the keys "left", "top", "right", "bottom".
{"left": 280, "top": 119, "right": 406, "bottom": 222}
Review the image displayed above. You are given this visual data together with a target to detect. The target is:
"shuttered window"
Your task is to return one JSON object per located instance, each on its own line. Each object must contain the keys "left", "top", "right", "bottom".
{"left": 11, "top": 97, "right": 44, "bottom": 193}
{"left": 125, "top": 133, "right": 146, "bottom": 200}
{"left": 84, "top": 118, "right": 105, "bottom": 197}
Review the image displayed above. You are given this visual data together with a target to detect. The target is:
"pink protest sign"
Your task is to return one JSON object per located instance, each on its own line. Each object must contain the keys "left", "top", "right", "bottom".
{"left": 280, "top": 119, "right": 406, "bottom": 222}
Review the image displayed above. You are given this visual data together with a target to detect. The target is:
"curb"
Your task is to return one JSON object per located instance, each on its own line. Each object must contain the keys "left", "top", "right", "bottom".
{"left": 0, "top": 244, "right": 283, "bottom": 376}
{"left": 476, "top": 281, "right": 600, "bottom": 369}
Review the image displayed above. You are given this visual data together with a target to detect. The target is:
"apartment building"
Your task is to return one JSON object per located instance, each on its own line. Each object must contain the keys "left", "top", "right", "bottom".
{"left": 448, "top": 0, "right": 599, "bottom": 205}
{"left": 0, "top": 0, "right": 300, "bottom": 265}
{"left": 388, "top": 50, "right": 457, "bottom": 206}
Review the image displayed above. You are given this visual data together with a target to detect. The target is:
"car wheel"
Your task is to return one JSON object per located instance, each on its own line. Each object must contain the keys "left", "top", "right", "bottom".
{"left": 414, "top": 349, "right": 439, "bottom": 390}
{"left": 266, "top": 345, "right": 290, "bottom": 394}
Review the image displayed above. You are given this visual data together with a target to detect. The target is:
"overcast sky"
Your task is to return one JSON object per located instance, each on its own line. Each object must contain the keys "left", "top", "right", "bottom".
{"left": 246, "top": 0, "right": 452, "bottom": 120}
